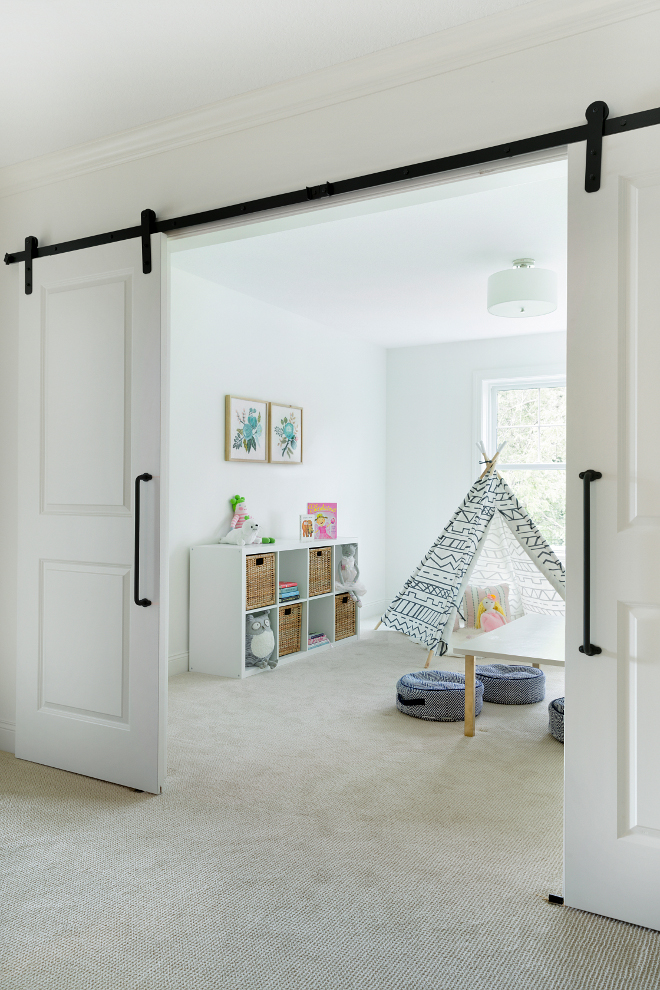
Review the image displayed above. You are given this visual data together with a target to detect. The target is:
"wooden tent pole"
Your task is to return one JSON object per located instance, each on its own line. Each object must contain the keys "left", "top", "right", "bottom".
{"left": 479, "top": 449, "right": 501, "bottom": 480}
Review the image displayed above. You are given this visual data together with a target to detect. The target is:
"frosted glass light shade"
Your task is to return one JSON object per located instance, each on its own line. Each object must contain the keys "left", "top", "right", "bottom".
{"left": 487, "top": 263, "right": 557, "bottom": 318}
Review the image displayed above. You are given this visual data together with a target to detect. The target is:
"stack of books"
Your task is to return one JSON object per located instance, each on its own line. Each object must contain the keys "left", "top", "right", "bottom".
{"left": 279, "top": 581, "right": 299, "bottom": 603}
{"left": 308, "top": 632, "right": 331, "bottom": 650}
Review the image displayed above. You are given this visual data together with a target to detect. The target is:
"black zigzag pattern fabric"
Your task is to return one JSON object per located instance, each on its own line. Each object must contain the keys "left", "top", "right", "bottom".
{"left": 491, "top": 478, "right": 566, "bottom": 600}
{"left": 396, "top": 670, "right": 484, "bottom": 722}
{"left": 475, "top": 663, "right": 546, "bottom": 705}
{"left": 382, "top": 471, "right": 502, "bottom": 650}
{"left": 471, "top": 486, "right": 565, "bottom": 617}
{"left": 549, "top": 696, "right": 565, "bottom": 743}
{"left": 381, "top": 472, "right": 566, "bottom": 654}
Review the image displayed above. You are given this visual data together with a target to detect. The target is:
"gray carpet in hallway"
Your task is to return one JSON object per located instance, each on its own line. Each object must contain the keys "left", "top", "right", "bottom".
{"left": 2, "top": 631, "right": 659, "bottom": 989}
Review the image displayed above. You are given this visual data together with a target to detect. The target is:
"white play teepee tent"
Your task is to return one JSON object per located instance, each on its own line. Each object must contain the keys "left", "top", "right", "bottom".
{"left": 379, "top": 444, "right": 565, "bottom": 664}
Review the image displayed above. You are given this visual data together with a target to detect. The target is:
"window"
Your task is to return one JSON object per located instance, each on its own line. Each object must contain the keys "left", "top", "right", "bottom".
{"left": 487, "top": 379, "right": 566, "bottom": 549}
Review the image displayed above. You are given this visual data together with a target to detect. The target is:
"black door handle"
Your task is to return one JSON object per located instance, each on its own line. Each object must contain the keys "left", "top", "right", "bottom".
{"left": 134, "top": 473, "right": 153, "bottom": 607}
{"left": 579, "top": 469, "right": 602, "bottom": 655}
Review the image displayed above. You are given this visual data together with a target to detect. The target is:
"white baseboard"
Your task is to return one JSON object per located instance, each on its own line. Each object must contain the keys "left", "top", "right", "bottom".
{"left": 168, "top": 652, "right": 189, "bottom": 676}
{"left": 0, "top": 720, "right": 16, "bottom": 755}
{"left": 360, "top": 598, "right": 389, "bottom": 620}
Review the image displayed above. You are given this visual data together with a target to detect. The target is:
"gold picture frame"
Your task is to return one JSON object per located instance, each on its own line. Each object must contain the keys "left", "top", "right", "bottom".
{"left": 268, "top": 402, "right": 303, "bottom": 464}
{"left": 225, "top": 396, "right": 268, "bottom": 462}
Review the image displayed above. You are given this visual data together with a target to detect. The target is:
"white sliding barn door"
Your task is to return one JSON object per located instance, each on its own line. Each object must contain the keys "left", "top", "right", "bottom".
{"left": 565, "top": 127, "right": 660, "bottom": 927}
{"left": 16, "top": 236, "right": 168, "bottom": 794}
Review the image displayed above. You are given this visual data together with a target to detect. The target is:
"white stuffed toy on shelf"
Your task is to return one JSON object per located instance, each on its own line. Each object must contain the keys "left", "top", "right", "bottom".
{"left": 219, "top": 519, "right": 261, "bottom": 546}
{"left": 245, "top": 611, "right": 276, "bottom": 669}
{"left": 335, "top": 543, "right": 367, "bottom": 607}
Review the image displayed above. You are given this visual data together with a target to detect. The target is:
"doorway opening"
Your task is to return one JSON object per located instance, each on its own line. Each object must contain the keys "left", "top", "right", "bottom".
{"left": 166, "top": 152, "right": 567, "bottom": 676}
{"left": 163, "top": 149, "right": 569, "bottom": 935}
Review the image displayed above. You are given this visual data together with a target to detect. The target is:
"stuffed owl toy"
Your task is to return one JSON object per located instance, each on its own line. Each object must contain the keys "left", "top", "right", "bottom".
{"left": 245, "top": 611, "right": 276, "bottom": 669}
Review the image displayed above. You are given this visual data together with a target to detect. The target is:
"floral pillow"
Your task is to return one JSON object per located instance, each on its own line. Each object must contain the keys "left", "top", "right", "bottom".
{"left": 460, "top": 584, "right": 511, "bottom": 629}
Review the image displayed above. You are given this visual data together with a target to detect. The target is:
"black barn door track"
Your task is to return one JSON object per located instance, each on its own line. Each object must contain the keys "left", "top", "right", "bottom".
{"left": 6, "top": 101, "right": 660, "bottom": 294}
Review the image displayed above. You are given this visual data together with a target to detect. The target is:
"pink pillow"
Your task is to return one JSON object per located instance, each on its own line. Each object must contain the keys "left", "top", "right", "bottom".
{"left": 462, "top": 584, "right": 511, "bottom": 628}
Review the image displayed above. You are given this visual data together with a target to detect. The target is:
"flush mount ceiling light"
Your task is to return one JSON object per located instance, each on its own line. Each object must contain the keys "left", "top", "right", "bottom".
{"left": 487, "top": 259, "right": 557, "bottom": 318}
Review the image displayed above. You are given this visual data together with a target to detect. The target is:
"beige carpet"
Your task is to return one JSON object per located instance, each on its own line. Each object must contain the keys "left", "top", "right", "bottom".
{"left": 2, "top": 631, "right": 660, "bottom": 989}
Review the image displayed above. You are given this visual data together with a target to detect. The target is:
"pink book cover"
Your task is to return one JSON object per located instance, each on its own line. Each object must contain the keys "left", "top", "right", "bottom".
{"left": 307, "top": 502, "right": 337, "bottom": 540}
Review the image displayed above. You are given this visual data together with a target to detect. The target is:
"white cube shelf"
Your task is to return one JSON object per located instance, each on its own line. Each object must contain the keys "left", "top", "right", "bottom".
{"left": 189, "top": 539, "right": 360, "bottom": 677}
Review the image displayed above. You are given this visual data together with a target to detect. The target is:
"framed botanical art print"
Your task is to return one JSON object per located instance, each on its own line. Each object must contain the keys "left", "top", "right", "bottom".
{"left": 269, "top": 403, "right": 303, "bottom": 463}
{"left": 225, "top": 396, "right": 268, "bottom": 462}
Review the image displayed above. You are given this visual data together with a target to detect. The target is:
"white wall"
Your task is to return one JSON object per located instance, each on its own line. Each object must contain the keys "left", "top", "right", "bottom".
{"left": 168, "top": 267, "right": 387, "bottom": 666}
{"left": 385, "top": 331, "right": 566, "bottom": 599}
{"left": 1, "top": 3, "right": 658, "bottom": 747}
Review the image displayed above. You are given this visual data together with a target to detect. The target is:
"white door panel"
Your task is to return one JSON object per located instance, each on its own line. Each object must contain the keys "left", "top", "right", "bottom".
{"left": 41, "top": 561, "right": 128, "bottom": 716}
{"left": 566, "top": 127, "right": 660, "bottom": 928}
{"left": 16, "top": 236, "right": 167, "bottom": 794}
{"left": 43, "top": 278, "right": 129, "bottom": 512}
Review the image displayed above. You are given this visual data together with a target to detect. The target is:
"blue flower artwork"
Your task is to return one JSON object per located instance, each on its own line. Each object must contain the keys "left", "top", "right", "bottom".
{"left": 233, "top": 407, "right": 262, "bottom": 453}
{"left": 226, "top": 397, "right": 267, "bottom": 461}
{"left": 269, "top": 403, "right": 303, "bottom": 463}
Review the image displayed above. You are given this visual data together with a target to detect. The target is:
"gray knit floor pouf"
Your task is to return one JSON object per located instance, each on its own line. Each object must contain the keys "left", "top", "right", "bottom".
{"left": 549, "top": 696, "right": 564, "bottom": 743}
{"left": 475, "top": 663, "right": 546, "bottom": 705}
{"left": 396, "top": 670, "right": 484, "bottom": 722}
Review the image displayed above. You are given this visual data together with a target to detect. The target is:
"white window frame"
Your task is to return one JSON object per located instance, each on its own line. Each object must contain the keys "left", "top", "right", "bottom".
{"left": 472, "top": 365, "right": 566, "bottom": 477}
{"left": 474, "top": 367, "right": 567, "bottom": 556}
{"left": 487, "top": 375, "right": 566, "bottom": 471}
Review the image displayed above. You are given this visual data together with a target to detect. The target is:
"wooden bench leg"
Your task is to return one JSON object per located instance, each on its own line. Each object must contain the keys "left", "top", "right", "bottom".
{"left": 532, "top": 662, "right": 541, "bottom": 669}
{"left": 464, "top": 654, "right": 475, "bottom": 737}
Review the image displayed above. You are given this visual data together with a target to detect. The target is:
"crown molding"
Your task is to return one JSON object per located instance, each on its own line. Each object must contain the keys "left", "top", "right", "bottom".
{"left": 0, "top": 0, "right": 657, "bottom": 198}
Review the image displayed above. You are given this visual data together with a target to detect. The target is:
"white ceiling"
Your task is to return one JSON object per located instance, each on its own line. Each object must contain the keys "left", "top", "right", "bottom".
{"left": 171, "top": 160, "right": 567, "bottom": 348}
{"left": 1, "top": 0, "right": 535, "bottom": 168}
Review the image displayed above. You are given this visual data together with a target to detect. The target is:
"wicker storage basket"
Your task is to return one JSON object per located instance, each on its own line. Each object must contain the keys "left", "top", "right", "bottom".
{"left": 335, "top": 593, "right": 356, "bottom": 640}
{"left": 309, "top": 546, "right": 332, "bottom": 597}
{"left": 245, "top": 553, "right": 276, "bottom": 610}
{"left": 279, "top": 603, "right": 302, "bottom": 657}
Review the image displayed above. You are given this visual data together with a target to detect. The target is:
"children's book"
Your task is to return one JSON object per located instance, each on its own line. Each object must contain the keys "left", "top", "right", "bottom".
{"left": 300, "top": 514, "right": 314, "bottom": 540}
{"left": 308, "top": 632, "right": 331, "bottom": 649}
{"left": 307, "top": 503, "right": 337, "bottom": 540}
